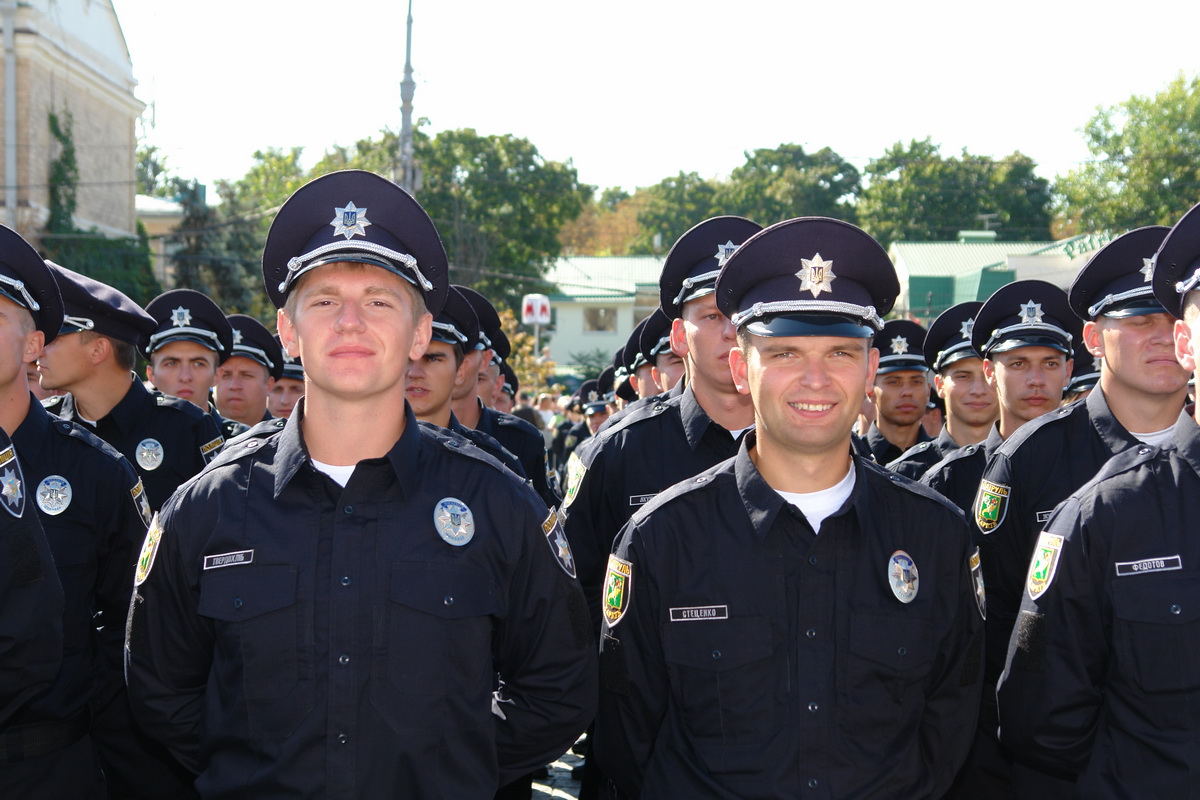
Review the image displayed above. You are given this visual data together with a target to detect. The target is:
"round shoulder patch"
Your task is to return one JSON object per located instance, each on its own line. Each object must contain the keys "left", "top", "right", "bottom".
{"left": 434, "top": 497, "right": 475, "bottom": 546}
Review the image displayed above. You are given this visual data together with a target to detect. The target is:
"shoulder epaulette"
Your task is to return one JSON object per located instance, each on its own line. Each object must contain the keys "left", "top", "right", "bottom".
{"left": 419, "top": 423, "right": 516, "bottom": 476}
{"left": 150, "top": 390, "right": 214, "bottom": 422}
{"left": 48, "top": 416, "right": 126, "bottom": 463}
{"left": 41, "top": 395, "right": 65, "bottom": 413}
{"left": 865, "top": 458, "right": 965, "bottom": 517}
{"left": 993, "top": 401, "right": 1083, "bottom": 458}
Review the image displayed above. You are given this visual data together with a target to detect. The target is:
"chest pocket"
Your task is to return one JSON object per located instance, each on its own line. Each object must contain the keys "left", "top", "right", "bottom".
{"left": 843, "top": 612, "right": 934, "bottom": 737}
{"left": 198, "top": 564, "right": 312, "bottom": 736}
{"left": 1112, "top": 578, "right": 1200, "bottom": 695}
{"left": 372, "top": 561, "right": 502, "bottom": 733}
{"left": 662, "top": 616, "right": 776, "bottom": 743}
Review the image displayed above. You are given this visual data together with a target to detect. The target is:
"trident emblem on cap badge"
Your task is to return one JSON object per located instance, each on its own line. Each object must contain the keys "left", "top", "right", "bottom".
{"left": 797, "top": 254, "right": 836, "bottom": 298}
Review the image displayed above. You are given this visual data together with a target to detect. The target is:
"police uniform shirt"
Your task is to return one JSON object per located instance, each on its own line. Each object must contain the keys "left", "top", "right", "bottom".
{"left": 996, "top": 410, "right": 1200, "bottom": 798}
{"left": 562, "top": 383, "right": 743, "bottom": 630}
{"left": 209, "top": 404, "right": 249, "bottom": 441}
{"left": 888, "top": 426, "right": 961, "bottom": 480}
{"left": 972, "top": 388, "right": 1145, "bottom": 689}
{"left": 474, "top": 400, "right": 559, "bottom": 509}
{"left": 7, "top": 398, "right": 147, "bottom": 736}
{"left": 0, "top": 429, "right": 63, "bottom": 728}
{"left": 596, "top": 437, "right": 983, "bottom": 798}
{"left": 865, "top": 420, "right": 932, "bottom": 465}
{"left": 48, "top": 379, "right": 224, "bottom": 511}
{"left": 125, "top": 404, "right": 596, "bottom": 798}
{"left": 441, "top": 413, "right": 528, "bottom": 481}
{"left": 920, "top": 425, "right": 1005, "bottom": 516}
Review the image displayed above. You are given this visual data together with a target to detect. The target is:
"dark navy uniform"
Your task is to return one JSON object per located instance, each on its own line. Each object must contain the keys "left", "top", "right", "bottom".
{"left": 475, "top": 400, "right": 557, "bottom": 508}
{"left": 443, "top": 413, "right": 526, "bottom": 481}
{"left": 597, "top": 440, "right": 982, "bottom": 798}
{"left": 126, "top": 406, "right": 595, "bottom": 798}
{"left": 921, "top": 424, "right": 1004, "bottom": 515}
{"left": 865, "top": 420, "right": 930, "bottom": 464}
{"left": 563, "top": 383, "right": 742, "bottom": 629}
{"left": 996, "top": 412, "right": 1200, "bottom": 797}
{"left": 209, "top": 405, "right": 250, "bottom": 440}
{"left": 47, "top": 381, "right": 224, "bottom": 511}
{"left": 0, "top": 430, "right": 63, "bottom": 729}
{"left": 888, "top": 426, "right": 958, "bottom": 479}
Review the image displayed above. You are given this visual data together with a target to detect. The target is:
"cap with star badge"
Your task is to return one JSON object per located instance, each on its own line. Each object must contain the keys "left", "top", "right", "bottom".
{"left": 0, "top": 224, "right": 64, "bottom": 343}
{"left": 622, "top": 316, "right": 653, "bottom": 373}
{"left": 226, "top": 314, "right": 284, "bottom": 381}
{"left": 262, "top": 169, "right": 449, "bottom": 315}
{"left": 923, "top": 301, "right": 983, "bottom": 373}
{"left": 46, "top": 261, "right": 155, "bottom": 346}
{"left": 971, "top": 280, "right": 1078, "bottom": 357}
{"left": 873, "top": 319, "right": 928, "bottom": 374}
{"left": 715, "top": 216, "right": 898, "bottom": 338}
{"left": 1152, "top": 201, "right": 1200, "bottom": 319}
{"left": 1065, "top": 337, "right": 1100, "bottom": 395}
{"left": 273, "top": 334, "right": 304, "bottom": 381}
{"left": 454, "top": 285, "right": 506, "bottom": 356}
{"left": 659, "top": 216, "right": 763, "bottom": 319}
{"left": 637, "top": 308, "right": 673, "bottom": 362}
{"left": 1068, "top": 226, "right": 1170, "bottom": 321}
{"left": 144, "top": 289, "right": 234, "bottom": 361}
{"left": 499, "top": 361, "right": 518, "bottom": 399}
{"left": 430, "top": 286, "right": 481, "bottom": 350}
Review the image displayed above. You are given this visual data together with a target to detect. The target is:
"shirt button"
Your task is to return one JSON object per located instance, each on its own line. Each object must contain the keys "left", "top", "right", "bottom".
{"left": 1171, "top": 604, "right": 1182, "bottom": 615}
{"left": 338, "top": 654, "right": 350, "bottom": 665}
{"left": 806, "top": 628, "right": 816, "bottom": 638}
{"left": 807, "top": 702, "right": 819, "bottom": 712}
{"left": 337, "top": 733, "right": 348, "bottom": 745}
{"left": 808, "top": 556, "right": 818, "bottom": 566}
{"left": 232, "top": 598, "right": 243, "bottom": 609}
{"left": 711, "top": 650, "right": 721, "bottom": 660}
{"left": 340, "top": 576, "right": 351, "bottom": 586}
{"left": 898, "top": 647, "right": 908, "bottom": 656}
{"left": 343, "top": 505, "right": 354, "bottom": 515}
{"left": 808, "top": 778, "right": 819, "bottom": 788}
{"left": 444, "top": 595, "right": 455, "bottom": 606}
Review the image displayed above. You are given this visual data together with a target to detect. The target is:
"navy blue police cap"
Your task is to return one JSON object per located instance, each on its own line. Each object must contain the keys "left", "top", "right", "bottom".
{"left": 924, "top": 301, "right": 983, "bottom": 373}
{"left": 454, "top": 285, "right": 505, "bottom": 355}
{"left": 575, "top": 378, "right": 601, "bottom": 413}
{"left": 0, "top": 225, "right": 63, "bottom": 343}
{"left": 611, "top": 344, "right": 628, "bottom": 382}
{"left": 623, "top": 316, "right": 654, "bottom": 372}
{"left": 715, "top": 217, "right": 898, "bottom": 338}
{"left": 262, "top": 170, "right": 448, "bottom": 315}
{"left": 1068, "top": 226, "right": 1170, "bottom": 321}
{"left": 615, "top": 374, "right": 639, "bottom": 403}
{"left": 1065, "top": 337, "right": 1100, "bottom": 395}
{"left": 47, "top": 261, "right": 155, "bottom": 347}
{"left": 659, "top": 216, "right": 763, "bottom": 319}
{"left": 596, "top": 365, "right": 616, "bottom": 402}
{"left": 499, "top": 361, "right": 518, "bottom": 398}
{"left": 226, "top": 314, "right": 284, "bottom": 381}
{"left": 971, "top": 280, "right": 1078, "bottom": 357}
{"left": 274, "top": 334, "right": 304, "bottom": 382}
{"left": 1152, "top": 201, "right": 1200, "bottom": 319}
{"left": 873, "top": 319, "right": 928, "bottom": 374}
{"left": 144, "top": 289, "right": 233, "bottom": 361}
{"left": 637, "top": 308, "right": 673, "bottom": 362}
{"left": 488, "top": 329, "right": 511, "bottom": 364}
{"left": 430, "top": 286, "right": 480, "bottom": 350}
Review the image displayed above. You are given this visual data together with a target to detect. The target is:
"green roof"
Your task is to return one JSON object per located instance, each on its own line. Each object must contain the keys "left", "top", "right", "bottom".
{"left": 890, "top": 241, "right": 1057, "bottom": 278}
{"left": 546, "top": 256, "right": 664, "bottom": 301}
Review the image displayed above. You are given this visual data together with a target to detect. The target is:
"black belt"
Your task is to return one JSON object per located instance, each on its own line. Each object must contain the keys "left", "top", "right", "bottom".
{"left": 0, "top": 711, "right": 90, "bottom": 762}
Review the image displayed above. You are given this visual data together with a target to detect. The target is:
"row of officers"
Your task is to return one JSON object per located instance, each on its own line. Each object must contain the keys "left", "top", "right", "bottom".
{"left": 2, "top": 165, "right": 1199, "bottom": 800}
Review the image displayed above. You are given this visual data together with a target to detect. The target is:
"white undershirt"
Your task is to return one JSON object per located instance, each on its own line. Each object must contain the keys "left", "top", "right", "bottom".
{"left": 775, "top": 465, "right": 856, "bottom": 534}
{"left": 311, "top": 459, "right": 356, "bottom": 488}
{"left": 1132, "top": 424, "right": 1175, "bottom": 448}
{"left": 727, "top": 425, "right": 755, "bottom": 441}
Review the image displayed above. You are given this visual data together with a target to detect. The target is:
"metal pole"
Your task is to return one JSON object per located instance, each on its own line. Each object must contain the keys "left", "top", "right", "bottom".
{"left": 398, "top": 0, "right": 415, "bottom": 193}
{"left": 2, "top": 1, "right": 18, "bottom": 229}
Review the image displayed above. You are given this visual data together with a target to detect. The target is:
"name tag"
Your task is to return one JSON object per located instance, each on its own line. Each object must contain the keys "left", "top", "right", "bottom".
{"left": 203, "top": 549, "right": 255, "bottom": 570}
{"left": 669, "top": 605, "right": 728, "bottom": 622}
{"left": 1115, "top": 555, "right": 1182, "bottom": 577}
{"left": 629, "top": 494, "right": 656, "bottom": 507}
{"left": 1036, "top": 510, "right": 1053, "bottom": 523}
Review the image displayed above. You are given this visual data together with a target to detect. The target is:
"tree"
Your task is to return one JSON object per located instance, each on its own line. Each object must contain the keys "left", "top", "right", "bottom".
{"left": 716, "top": 144, "right": 860, "bottom": 226}
{"left": 498, "top": 308, "right": 556, "bottom": 395}
{"left": 559, "top": 193, "right": 641, "bottom": 256}
{"left": 169, "top": 178, "right": 254, "bottom": 312}
{"left": 857, "top": 138, "right": 1051, "bottom": 247}
{"left": 628, "top": 172, "right": 719, "bottom": 254}
{"left": 137, "top": 145, "right": 173, "bottom": 197}
{"left": 1056, "top": 74, "right": 1200, "bottom": 233}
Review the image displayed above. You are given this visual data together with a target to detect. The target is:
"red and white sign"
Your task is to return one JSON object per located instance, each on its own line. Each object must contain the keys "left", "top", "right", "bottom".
{"left": 521, "top": 293, "right": 551, "bottom": 325}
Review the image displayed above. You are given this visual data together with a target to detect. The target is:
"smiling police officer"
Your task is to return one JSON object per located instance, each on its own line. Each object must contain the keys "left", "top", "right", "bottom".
{"left": 125, "top": 170, "right": 596, "bottom": 798}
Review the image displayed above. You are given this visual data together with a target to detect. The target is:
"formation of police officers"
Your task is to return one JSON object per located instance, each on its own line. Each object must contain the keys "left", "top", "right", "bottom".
{"left": 2, "top": 166, "right": 1199, "bottom": 799}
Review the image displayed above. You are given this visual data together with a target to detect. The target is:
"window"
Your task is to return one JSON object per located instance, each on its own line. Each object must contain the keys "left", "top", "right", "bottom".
{"left": 584, "top": 307, "right": 618, "bottom": 333}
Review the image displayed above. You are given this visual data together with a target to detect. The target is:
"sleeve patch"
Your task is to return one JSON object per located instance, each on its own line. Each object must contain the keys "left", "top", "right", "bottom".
{"left": 562, "top": 451, "right": 586, "bottom": 509}
{"left": 200, "top": 436, "right": 225, "bottom": 463}
{"left": 135, "top": 514, "right": 164, "bottom": 587}
{"left": 603, "top": 554, "right": 632, "bottom": 627}
{"left": 1027, "top": 532, "right": 1064, "bottom": 600}
{"left": 974, "top": 479, "right": 1010, "bottom": 533}
{"left": 542, "top": 507, "right": 577, "bottom": 579}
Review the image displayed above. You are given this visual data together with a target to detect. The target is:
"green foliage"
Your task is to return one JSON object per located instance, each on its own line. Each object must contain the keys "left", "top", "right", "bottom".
{"left": 629, "top": 172, "right": 719, "bottom": 254}
{"left": 716, "top": 144, "right": 860, "bottom": 226}
{"left": 566, "top": 347, "right": 611, "bottom": 380}
{"left": 857, "top": 138, "right": 1051, "bottom": 247}
{"left": 43, "top": 112, "right": 161, "bottom": 304}
{"left": 136, "top": 145, "right": 173, "bottom": 197}
{"left": 1056, "top": 73, "right": 1200, "bottom": 233}
{"left": 169, "top": 178, "right": 255, "bottom": 312}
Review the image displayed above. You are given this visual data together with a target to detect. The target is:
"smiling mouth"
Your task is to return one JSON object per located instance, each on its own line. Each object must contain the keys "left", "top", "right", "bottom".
{"left": 790, "top": 401, "right": 834, "bottom": 412}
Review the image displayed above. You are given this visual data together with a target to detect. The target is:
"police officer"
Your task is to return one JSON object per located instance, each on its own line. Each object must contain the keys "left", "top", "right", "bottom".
{"left": 596, "top": 216, "right": 983, "bottom": 797}
{"left": 1062, "top": 337, "right": 1100, "bottom": 404}
{"left": 268, "top": 334, "right": 306, "bottom": 419}
{"left": 37, "top": 264, "right": 225, "bottom": 512}
{"left": 125, "top": 170, "right": 596, "bottom": 798}
{"left": 890, "top": 302, "right": 998, "bottom": 480}
{"left": 216, "top": 313, "right": 283, "bottom": 427}
{"left": 495, "top": 361, "right": 518, "bottom": 414}
{"left": 995, "top": 206, "right": 1200, "bottom": 799}
{"left": 865, "top": 319, "right": 932, "bottom": 463}
{"left": 0, "top": 228, "right": 194, "bottom": 799}
{"left": 640, "top": 307, "right": 685, "bottom": 396}
{"left": 452, "top": 286, "right": 558, "bottom": 509}
{"left": 0, "top": 428, "right": 63, "bottom": 730}
{"left": 143, "top": 288, "right": 250, "bottom": 440}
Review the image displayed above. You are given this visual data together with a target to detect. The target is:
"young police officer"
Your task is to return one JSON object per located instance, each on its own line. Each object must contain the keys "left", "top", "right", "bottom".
{"left": 864, "top": 319, "right": 931, "bottom": 463}
{"left": 596, "top": 216, "right": 983, "bottom": 798}
{"left": 995, "top": 205, "right": 1200, "bottom": 800}
{"left": 125, "top": 170, "right": 595, "bottom": 798}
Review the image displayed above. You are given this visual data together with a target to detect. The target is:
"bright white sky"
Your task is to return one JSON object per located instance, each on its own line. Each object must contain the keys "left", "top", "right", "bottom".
{"left": 113, "top": 0, "right": 1199, "bottom": 197}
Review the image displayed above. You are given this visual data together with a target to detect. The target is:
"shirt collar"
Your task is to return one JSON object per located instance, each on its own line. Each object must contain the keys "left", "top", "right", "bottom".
{"left": 680, "top": 382, "right": 725, "bottom": 451}
{"left": 1086, "top": 387, "right": 1142, "bottom": 452}
{"left": 13, "top": 393, "right": 52, "bottom": 451}
{"left": 1171, "top": 407, "right": 1200, "bottom": 475}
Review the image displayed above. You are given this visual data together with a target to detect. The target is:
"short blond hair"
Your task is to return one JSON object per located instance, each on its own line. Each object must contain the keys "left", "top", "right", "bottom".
{"left": 281, "top": 262, "right": 428, "bottom": 324}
